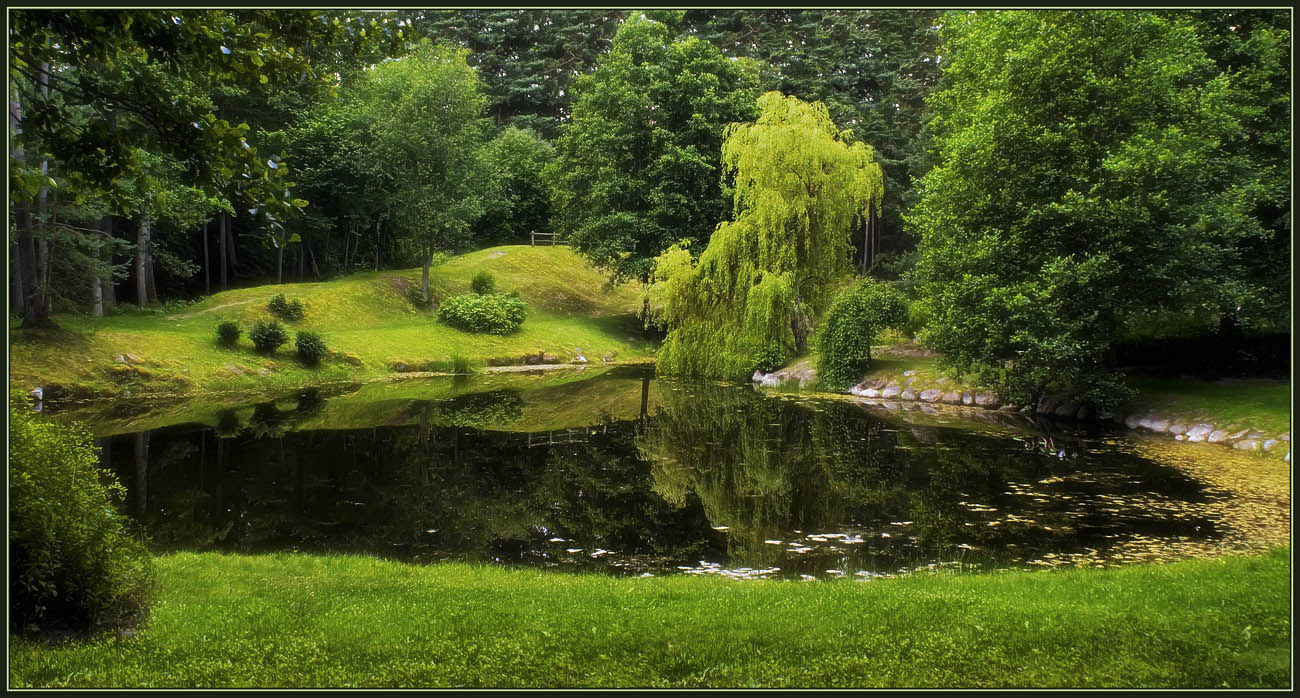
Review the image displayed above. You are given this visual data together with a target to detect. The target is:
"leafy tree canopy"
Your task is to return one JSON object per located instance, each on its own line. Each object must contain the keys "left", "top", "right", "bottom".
{"left": 547, "top": 14, "right": 762, "bottom": 283}
{"left": 652, "top": 92, "right": 885, "bottom": 380}
{"left": 908, "top": 9, "right": 1289, "bottom": 410}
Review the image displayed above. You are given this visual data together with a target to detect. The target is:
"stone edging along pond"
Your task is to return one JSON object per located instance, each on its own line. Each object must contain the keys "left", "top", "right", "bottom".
{"left": 753, "top": 365, "right": 1291, "bottom": 463}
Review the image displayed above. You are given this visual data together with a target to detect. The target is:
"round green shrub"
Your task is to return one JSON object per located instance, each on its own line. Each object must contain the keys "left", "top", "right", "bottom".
{"left": 268, "top": 293, "right": 305, "bottom": 321}
{"left": 249, "top": 320, "right": 289, "bottom": 354}
{"left": 9, "top": 392, "right": 155, "bottom": 634}
{"left": 295, "top": 331, "right": 328, "bottom": 366}
{"left": 815, "top": 279, "right": 910, "bottom": 389}
{"left": 436, "top": 293, "right": 527, "bottom": 335}
{"left": 216, "top": 321, "right": 241, "bottom": 346}
{"left": 470, "top": 270, "right": 496, "bottom": 295}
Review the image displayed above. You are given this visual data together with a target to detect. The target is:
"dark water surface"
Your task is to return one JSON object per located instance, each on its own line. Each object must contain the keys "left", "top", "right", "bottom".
{"left": 73, "top": 366, "right": 1230, "bottom": 580}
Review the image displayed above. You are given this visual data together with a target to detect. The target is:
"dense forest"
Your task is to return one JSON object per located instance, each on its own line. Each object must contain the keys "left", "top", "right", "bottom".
{"left": 9, "top": 8, "right": 1291, "bottom": 406}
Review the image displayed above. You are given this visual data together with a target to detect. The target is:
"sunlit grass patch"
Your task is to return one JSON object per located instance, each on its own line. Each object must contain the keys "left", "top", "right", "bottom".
{"left": 8, "top": 548, "right": 1290, "bottom": 688}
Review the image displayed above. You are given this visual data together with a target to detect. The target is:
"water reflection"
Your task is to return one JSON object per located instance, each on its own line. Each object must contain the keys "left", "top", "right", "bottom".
{"left": 95, "top": 374, "right": 1232, "bottom": 579}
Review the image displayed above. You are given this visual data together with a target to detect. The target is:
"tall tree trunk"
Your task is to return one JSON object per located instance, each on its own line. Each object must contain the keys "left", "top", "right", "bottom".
{"left": 12, "top": 72, "right": 47, "bottom": 326}
{"left": 307, "top": 239, "right": 321, "bottom": 279}
{"left": 146, "top": 245, "right": 158, "bottom": 304}
{"left": 103, "top": 217, "right": 117, "bottom": 310}
{"left": 276, "top": 245, "right": 284, "bottom": 285}
{"left": 11, "top": 240, "right": 24, "bottom": 315}
{"left": 225, "top": 213, "right": 238, "bottom": 268}
{"left": 374, "top": 219, "right": 382, "bottom": 271}
{"left": 421, "top": 246, "right": 432, "bottom": 304}
{"left": 219, "top": 213, "right": 229, "bottom": 291}
{"left": 202, "top": 221, "right": 210, "bottom": 295}
{"left": 92, "top": 215, "right": 111, "bottom": 316}
{"left": 343, "top": 224, "right": 352, "bottom": 271}
{"left": 298, "top": 239, "right": 305, "bottom": 282}
{"left": 135, "top": 215, "right": 150, "bottom": 307}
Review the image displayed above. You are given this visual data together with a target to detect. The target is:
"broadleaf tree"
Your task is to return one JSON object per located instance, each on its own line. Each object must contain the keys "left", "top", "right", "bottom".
{"left": 907, "top": 9, "right": 1290, "bottom": 411}
{"left": 650, "top": 92, "right": 885, "bottom": 381}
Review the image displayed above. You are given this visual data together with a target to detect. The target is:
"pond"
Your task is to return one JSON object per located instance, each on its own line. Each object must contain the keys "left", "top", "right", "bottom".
{"left": 53, "top": 365, "right": 1286, "bottom": 581}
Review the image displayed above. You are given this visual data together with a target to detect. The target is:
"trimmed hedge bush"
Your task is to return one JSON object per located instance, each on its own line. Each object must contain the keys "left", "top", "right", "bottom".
{"left": 436, "top": 292, "right": 526, "bottom": 335}
{"left": 815, "top": 279, "right": 909, "bottom": 388}
{"left": 268, "top": 294, "right": 305, "bottom": 321}
{"left": 470, "top": 270, "right": 496, "bottom": 295}
{"left": 216, "top": 321, "right": 241, "bottom": 346}
{"left": 295, "top": 331, "right": 328, "bottom": 366}
{"left": 249, "top": 320, "right": 289, "bottom": 354}
{"left": 9, "top": 392, "right": 155, "bottom": 634}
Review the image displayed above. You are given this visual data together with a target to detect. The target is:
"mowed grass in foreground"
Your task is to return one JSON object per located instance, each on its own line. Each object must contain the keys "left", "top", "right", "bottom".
{"left": 9, "top": 246, "right": 658, "bottom": 400}
{"left": 10, "top": 549, "right": 1290, "bottom": 688}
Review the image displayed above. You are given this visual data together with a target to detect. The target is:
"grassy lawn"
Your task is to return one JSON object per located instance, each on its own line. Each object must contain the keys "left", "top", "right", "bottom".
{"left": 9, "top": 548, "right": 1289, "bottom": 688}
{"left": 1124, "top": 376, "right": 1291, "bottom": 435}
{"left": 9, "top": 246, "right": 658, "bottom": 401}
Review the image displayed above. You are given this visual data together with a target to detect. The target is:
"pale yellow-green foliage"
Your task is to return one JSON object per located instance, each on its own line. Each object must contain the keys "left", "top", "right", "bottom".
{"left": 654, "top": 92, "right": 885, "bottom": 380}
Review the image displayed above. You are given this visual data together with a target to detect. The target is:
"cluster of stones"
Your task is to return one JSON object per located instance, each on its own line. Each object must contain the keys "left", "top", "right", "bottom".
{"left": 1034, "top": 394, "right": 1290, "bottom": 460}
{"left": 753, "top": 367, "right": 1291, "bottom": 462}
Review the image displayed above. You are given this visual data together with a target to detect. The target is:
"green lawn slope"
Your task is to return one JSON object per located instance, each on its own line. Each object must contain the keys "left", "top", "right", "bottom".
{"left": 10, "top": 246, "right": 659, "bottom": 401}
{"left": 10, "top": 548, "right": 1290, "bottom": 688}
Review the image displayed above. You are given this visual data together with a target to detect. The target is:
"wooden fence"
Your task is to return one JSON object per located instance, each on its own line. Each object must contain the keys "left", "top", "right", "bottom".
{"left": 530, "top": 231, "right": 566, "bottom": 246}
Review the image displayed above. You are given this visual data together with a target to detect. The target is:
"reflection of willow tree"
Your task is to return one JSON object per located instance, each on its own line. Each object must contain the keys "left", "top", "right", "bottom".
{"left": 637, "top": 383, "right": 858, "bottom": 562}
{"left": 427, "top": 389, "right": 524, "bottom": 429}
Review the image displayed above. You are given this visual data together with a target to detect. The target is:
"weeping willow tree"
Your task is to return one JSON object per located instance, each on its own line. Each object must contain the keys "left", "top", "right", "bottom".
{"left": 650, "top": 91, "right": 885, "bottom": 380}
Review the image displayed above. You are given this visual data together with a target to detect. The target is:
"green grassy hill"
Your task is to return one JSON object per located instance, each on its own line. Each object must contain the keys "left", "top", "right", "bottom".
{"left": 10, "top": 246, "right": 659, "bottom": 401}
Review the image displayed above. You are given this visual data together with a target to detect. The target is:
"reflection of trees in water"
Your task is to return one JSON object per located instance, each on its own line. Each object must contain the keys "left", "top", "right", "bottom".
{"left": 637, "top": 382, "right": 1220, "bottom": 569}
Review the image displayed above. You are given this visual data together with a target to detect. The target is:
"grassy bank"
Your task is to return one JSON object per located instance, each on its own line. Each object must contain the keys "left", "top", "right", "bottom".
{"left": 9, "top": 548, "right": 1290, "bottom": 688}
{"left": 9, "top": 246, "right": 658, "bottom": 401}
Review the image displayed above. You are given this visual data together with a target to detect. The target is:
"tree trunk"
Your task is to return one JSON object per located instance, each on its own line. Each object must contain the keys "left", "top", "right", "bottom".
{"left": 298, "top": 240, "right": 305, "bottom": 282}
{"left": 219, "top": 213, "right": 229, "bottom": 291}
{"left": 374, "top": 219, "right": 382, "bottom": 271}
{"left": 276, "top": 245, "right": 284, "bottom": 285}
{"left": 225, "top": 213, "right": 238, "bottom": 268}
{"left": 11, "top": 240, "right": 24, "bottom": 315}
{"left": 343, "top": 224, "right": 352, "bottom": 271}
{"left": 421, "top": 246, "right": 432, "bottom": 304}
{"left": 92, "top": 216, "right": 111, "bottom": 316}
{"left": 134, "top": 431, "right": 149, "bottom": 519}
{"left": 135, "top": 215, "right": 151, "bottom": 307}
{"left": 145, "top": 243, "right": 158, "bottom": 304}
{"left": 103, "top": 217, "right": 117, "bottom": 309}
{"left": 202, "top": 221, "right": 210, "bottom": 295}
{"left": 307, "top": 239, "right": 321, "bottom": 279}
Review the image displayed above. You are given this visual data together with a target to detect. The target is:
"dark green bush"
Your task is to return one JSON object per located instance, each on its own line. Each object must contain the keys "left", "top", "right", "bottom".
{"left": 295, "top": 331, "right": 328, "bottom": 366}
{"left": 249, "top": 320, "right": 289, "bottom": 354}
{"left": 815, "top": 279, "right": 910, "bottom": 389}
{"left": 436, "top": 293, "right": 527, "bottom": 335}
{"left": 268, "top": 293, "right": 305, "bottom": 321}
{"left": 470, "top": 270, "right": 496, "bottom": 295}
{"left": 216, "top": 321, "right": 241, "bottom": 346}
{"left": 9, "top": 392, "right": 155, "bottom": 634}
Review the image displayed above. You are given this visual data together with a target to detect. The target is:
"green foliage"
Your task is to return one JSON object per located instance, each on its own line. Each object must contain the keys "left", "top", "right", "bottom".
{"left": 294, "top": 331, "right": 327, "bottom": 366}
{"left": 547, "top": 14, "right": 762, "bottom": 282}
{"left": 909, "top": 10, "right": 1287, "bottom": 412}
{"left": 436, "top": 293, "right": 527, "bottom": 335}
{"left": 216, "top": 321, "right": 242, "bottom": 346}
{"left": 451, "top": 355, "right": 473, "bottom": 375}
{"left": 470, "top": 271, "right": 496, "bottom": 295}
{"left": 8, "top": 392, "right": 154, "bottom": 634}
{"left": 815, "top": 279, "right": 909, "bottom": 388}
{"left": 748, "top": 345, "right": 790, "bottom": 374}
{"left": 248, "top": 320, "right": 289, "bottom": 354}
{"left": 652, "top": 92, "right": 885, "bottom": 381}
{"left": 267, "top": 294, "right": 305, "bottom": 322}
{"left": 476, "top": 126, "right": 557, "bottom": 245}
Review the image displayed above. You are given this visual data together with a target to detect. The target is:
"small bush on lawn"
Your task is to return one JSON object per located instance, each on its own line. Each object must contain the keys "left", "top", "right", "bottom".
{"left": 470, "top": 270, "right": 496, "bottom": 295}
{"left": 295, "top": 331, "right": 328, "bottom": 366}
{"left": 249, "top": 320, "right": 289, "bottom": 354}
{"left": 268, "top": 294, "right": 305, "bottom": 321}
{"left": 9, "top": 391, "right": 155, "bottom": 635}
{"left": 815, "top": 278, "right": 909, "bottom": 389}
{"left": 437, "top": 293, "right": 527, "bottom": 335}
{"left": 216, "top": 321, "right": 241, "bottom": 347}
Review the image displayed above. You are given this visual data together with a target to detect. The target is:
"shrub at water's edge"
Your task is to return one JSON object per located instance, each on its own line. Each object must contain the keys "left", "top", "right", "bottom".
{"left": 295, "top": 331, "right": 328, "bottom": 366}
{"left": 815, "top": 279, "right": 909, "bottom": 389}
{"left": 8, "top": 391, "right": 155, "bottom": 636}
